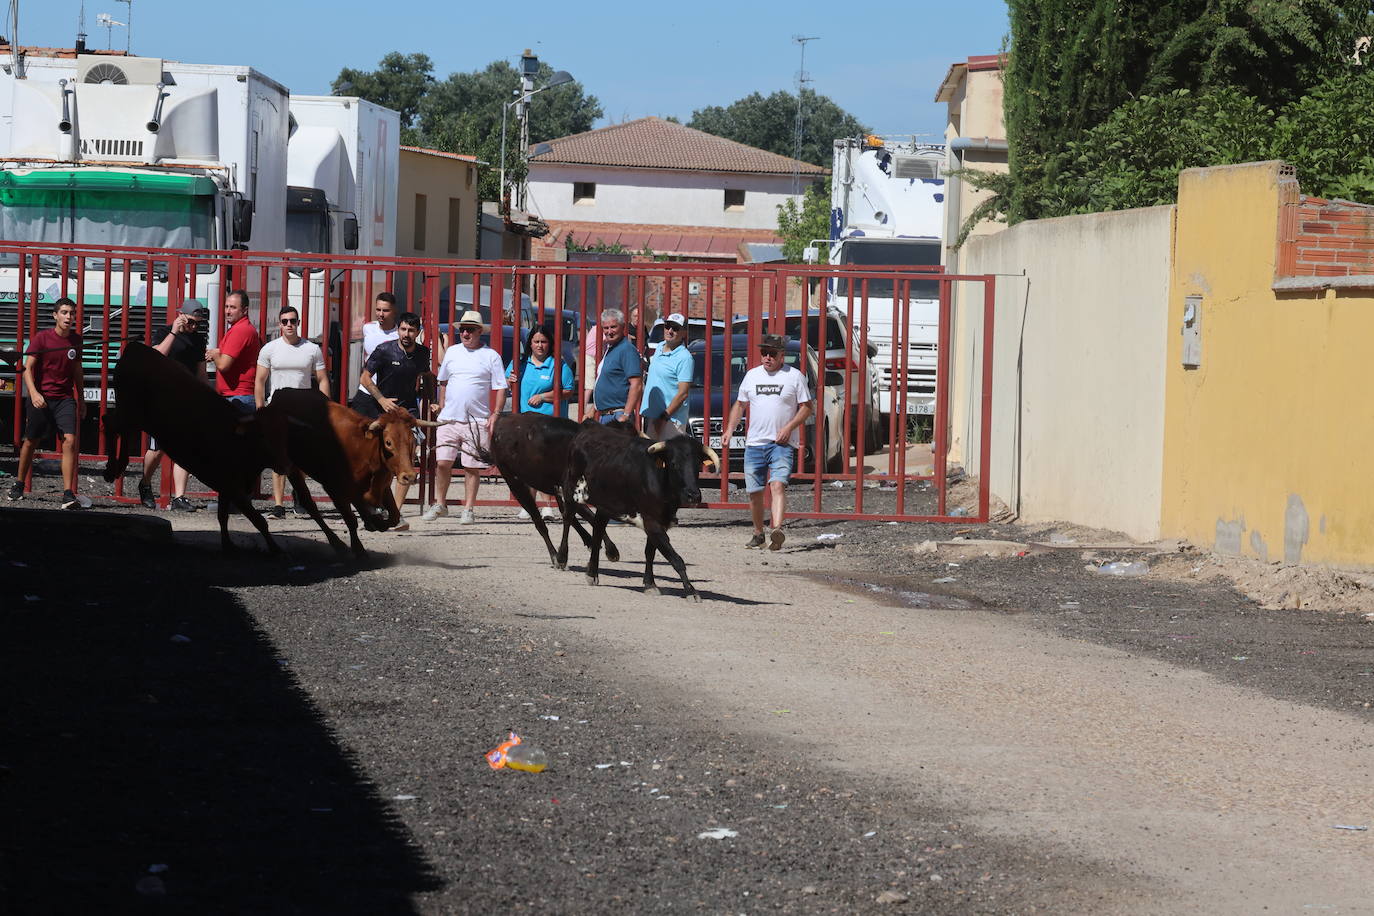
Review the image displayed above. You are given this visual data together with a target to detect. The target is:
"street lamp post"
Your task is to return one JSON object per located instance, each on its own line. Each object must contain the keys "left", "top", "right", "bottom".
{"left": 497, "top": 50, "right": 574, "bottom": 214}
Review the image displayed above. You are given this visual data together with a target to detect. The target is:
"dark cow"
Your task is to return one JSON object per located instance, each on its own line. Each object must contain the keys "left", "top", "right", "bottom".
{"left": 266, "top": 388, "right": 444, "bottom": 557}
{"left": 102, "top": 340, "right": 291, "bottom": 553}
{"left": 465, "top": 412, "right": 622, "bottom": 568}
{"left": 558, "top": 423, "right": 719, "bottom": 600}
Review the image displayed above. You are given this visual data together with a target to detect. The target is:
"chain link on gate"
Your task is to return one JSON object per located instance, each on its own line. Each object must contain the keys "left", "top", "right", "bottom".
{"left": 0, "top": 242, "right": 994, "bottom": 522}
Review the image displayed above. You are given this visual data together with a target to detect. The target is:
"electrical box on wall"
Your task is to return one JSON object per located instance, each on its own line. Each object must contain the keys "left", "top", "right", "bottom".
{"left": 1182, "top": 295, "right": 1203, "bottom": 368}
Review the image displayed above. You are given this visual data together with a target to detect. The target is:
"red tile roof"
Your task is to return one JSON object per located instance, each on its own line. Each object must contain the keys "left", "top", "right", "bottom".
{"left": 401, "top": 145, "right": 485, "bottom": 164}
{"left": 546, "top": 220, "right": 783, "bottom": 259}
{"left": 531, "top": 117, "right": 827, "bottom": 176}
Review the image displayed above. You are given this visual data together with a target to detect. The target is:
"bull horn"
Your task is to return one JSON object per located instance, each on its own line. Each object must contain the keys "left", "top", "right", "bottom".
{"left": 638, "top": 428, "right": 651, "bottom": 439}
{"left": 702, "top": 445, "right": 721, "bottom": 471}
{"left": 647, "top": 441, "right": 667, "bottom": 454}
{"left": 411, "top": 418, "right": 449, "bottom": 428}
{"left": 367, "top": 419, "right": 384, "bottom": 433}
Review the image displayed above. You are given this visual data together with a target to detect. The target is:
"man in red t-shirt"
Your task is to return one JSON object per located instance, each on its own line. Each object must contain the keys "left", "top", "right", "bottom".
{"left": 9, "top": 297, "right": 85, "bottom": 508}
{"left": 204, "top": 288, "right": 261, "bottom": 415}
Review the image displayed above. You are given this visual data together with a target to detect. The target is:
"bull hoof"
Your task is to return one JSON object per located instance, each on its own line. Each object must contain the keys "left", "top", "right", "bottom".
{"left": 605, "top": 546, "right": 621, "bottom": 562}
{"left": 644, "top": 585, "right": 660, "bottom": 597}
{"left": 585, "top": 574, "right": 598, "bottom": 586}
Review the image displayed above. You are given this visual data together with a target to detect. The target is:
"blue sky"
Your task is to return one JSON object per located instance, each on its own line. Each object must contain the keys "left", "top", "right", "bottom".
{"left": 24, "top": 0, "right": 1009, "bottom": 143}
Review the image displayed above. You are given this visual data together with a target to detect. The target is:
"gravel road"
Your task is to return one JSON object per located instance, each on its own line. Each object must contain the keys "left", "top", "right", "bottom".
{"left": 3, "top": 478, "right": 1372, "bottom": 914}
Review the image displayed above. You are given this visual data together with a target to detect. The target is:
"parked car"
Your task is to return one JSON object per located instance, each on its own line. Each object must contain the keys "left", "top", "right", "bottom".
{"left": 731, "top": 308, "right": 882, "bottom": 452}
{"left": 682, "top": 334, "right": 844, "bottom": 474}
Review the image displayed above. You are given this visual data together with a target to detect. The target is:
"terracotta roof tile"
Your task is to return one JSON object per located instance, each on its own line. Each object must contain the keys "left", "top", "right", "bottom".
{"left": 531, "top": 117, "right": 827, "bottom": 176}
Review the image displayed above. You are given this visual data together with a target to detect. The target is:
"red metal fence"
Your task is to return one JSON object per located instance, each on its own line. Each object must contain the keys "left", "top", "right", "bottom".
{"left": 0, "top": 242, "right": 995, "bottom": 522}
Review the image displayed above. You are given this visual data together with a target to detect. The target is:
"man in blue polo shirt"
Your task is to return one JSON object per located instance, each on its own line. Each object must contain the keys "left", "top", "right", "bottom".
{"left": 590, "top": 307, "right": 642, "bottom": 426}
{"left": 640, "top": 311, "right": 694, "bottom": 439}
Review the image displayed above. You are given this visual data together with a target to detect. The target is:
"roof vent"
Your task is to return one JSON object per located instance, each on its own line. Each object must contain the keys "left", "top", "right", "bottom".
{"left": 76, "top": 55, "right": 165, "bottom": 87}
{"left": 83, "top": 62, "right": 129, "bottom": 85}
{"left": 891, "top": 154, "right": 942, "bottom": 180}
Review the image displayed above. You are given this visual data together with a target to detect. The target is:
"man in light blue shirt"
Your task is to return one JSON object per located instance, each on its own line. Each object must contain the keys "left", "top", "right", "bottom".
{"left": 640, "top": 311, "right": 694, "bottom": 439}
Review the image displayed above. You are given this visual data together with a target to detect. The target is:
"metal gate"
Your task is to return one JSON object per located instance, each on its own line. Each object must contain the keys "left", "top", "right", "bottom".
{"left": 0, "top": 242, "right": 995, "bottom": 522}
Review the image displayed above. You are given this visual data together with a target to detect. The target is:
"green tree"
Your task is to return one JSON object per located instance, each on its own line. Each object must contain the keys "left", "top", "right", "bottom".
{"left": 776, "top": 178, "right": 831, "bottom": 262}
{"left": 331, "top": 52, "right": 434, "bottom": 129}
{"left": 1273, "top": 69, "right": 1374, "bottom": 202}
{"left": 416, "top": 60, "right": 602, "bottom": 202}
{"left": 1001, "top": 0, "right": 1373, "bottom": 222}
{"left": 689, "top": 90, "right": 868, "bottom": 167}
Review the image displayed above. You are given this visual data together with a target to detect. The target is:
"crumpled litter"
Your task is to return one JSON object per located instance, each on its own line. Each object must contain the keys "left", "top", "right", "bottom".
{"left": 697, "top": 827, "right": 738, "bottom": 839}
{"left": 816, "top": 533, "right": 843, "bottom": 541}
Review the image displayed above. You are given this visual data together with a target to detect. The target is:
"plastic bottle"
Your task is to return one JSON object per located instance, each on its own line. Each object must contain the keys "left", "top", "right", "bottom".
{"left": 1091, "top": 560, "right": 1149, "bottom": 577}
{"left": 504, "top": 743, "right": 549, "bottom": 773}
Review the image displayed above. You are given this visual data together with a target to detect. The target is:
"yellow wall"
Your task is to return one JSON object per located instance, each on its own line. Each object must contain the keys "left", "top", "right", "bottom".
{"left": 397, "top": 150, "right": 480, "bottom": 259}
{"left": 1163, "top": 161, "right": 1374, "bottom": 566}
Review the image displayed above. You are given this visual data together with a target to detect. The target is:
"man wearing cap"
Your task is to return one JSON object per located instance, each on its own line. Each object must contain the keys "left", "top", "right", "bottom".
{"left": 640, "top": 311, "right": 694, "bottom": 440}
{"left": 724, "top": 333, "right": 813, "bottom": 551}
{"left": 426, "top": 309, "right": 508, "bottom": 525}
{"left": 136, "top": 298, "right": 210, "bottom": 512}
{"left": 589, "top": 307, "right": 642, "bottom": 427}
{"left": 356, "top": 310, "right": 431, "bottom": 529}
{"left": 255, "top": 304, "right": 329, "bottom": 520}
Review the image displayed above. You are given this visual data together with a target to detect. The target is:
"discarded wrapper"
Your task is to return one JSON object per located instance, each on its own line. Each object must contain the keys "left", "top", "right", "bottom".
{"left": 485, "top": 731, "right": 523, "bottom": 769}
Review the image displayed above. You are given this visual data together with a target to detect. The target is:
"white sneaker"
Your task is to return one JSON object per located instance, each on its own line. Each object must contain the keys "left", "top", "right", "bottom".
{"left": 540, "top": 506, "right": 557, "bottom": 520}
{"left": 458, "top": 509, "right": 475, "bottom": 525}
{"left": 516, "top": 508, "right": 531, "bottom": 520}
{"left": 422, "top": 504, "right": 449, "bottom": 522}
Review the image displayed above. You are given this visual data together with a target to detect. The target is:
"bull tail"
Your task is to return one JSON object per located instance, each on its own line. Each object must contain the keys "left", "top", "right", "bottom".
{"left": 460, "top": 419, "right": 495, "bottom": 467}
{"left": 101, "top": 409, "right": 131, "bottom": 483}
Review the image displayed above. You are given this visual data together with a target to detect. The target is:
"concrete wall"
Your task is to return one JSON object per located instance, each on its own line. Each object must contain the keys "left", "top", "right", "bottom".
{"left": 952, "top": 205, "right": 1175, "bottom": 540}
{"left": 527, "top": 163, "right": 800, "bottom": 230}
{"left": 1162, "top": 161, "right": 1374, "bottom": 566}
{"left": 397, "top": 150, "right": 479, "bottom": 259}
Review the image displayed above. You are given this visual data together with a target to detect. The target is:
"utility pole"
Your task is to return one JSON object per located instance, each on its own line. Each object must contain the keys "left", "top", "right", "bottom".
{"left": 792, "top": 35, "right": 819, "bottom": 196}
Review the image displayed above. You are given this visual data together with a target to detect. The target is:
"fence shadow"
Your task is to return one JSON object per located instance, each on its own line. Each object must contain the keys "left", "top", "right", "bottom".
{"left": 0, "top": 513, "right": 440, "bottom": 911}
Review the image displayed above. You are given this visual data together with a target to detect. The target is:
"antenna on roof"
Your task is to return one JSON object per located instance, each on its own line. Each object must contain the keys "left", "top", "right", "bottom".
{"left": 76, "top": 0, "right": 87, "bottom": 52}
{"left": 792, "top": 35, "right": 819, "bottom": 196}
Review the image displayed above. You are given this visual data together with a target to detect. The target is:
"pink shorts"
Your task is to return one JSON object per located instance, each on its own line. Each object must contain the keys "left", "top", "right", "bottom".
{"left": 435, "top": 419, "right": 491, "bottom": 468}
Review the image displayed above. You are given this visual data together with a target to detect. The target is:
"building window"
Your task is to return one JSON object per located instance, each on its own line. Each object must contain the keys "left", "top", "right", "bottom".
{"left": 447, "top": 198, "right": 462, "bottom": 255}
{"left": 413, "top": 193, "right": 427, "bottom": 251}
{"left": 573, "top": 181, "right": 596, "bottom": 205}
{"left": 465, "top": 166, "right": 474, "bottom": 190}
{"left": 724, "top": 188, "right": 745, "bottom": 211}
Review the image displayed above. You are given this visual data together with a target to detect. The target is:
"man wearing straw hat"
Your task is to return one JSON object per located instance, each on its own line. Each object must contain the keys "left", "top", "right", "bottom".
{"left": 425, "top": 309, "right": 507, "bottom": 524}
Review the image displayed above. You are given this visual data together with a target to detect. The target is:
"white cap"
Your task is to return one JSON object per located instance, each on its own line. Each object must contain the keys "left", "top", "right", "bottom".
{"left": 664, "top": 312, "right": 687, "bottom": 329}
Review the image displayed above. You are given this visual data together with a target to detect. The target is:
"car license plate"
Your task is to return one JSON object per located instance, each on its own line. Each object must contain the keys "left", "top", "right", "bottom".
{"left": 83, "top": 387, "right": 114, "bottom": 403}
{"left": 707, "top": 435, "right": 747, "bottom": 449}
{"left": 906, "top": 402, "right": 933, "bottom": 415}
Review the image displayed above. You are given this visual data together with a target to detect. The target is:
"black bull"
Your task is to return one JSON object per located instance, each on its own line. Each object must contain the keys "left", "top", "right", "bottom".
{"left": 559, "top": 422, "right": 719, "bottom": 601}
{"left": 101, "top": 341, "right": 290, "bottom": 553}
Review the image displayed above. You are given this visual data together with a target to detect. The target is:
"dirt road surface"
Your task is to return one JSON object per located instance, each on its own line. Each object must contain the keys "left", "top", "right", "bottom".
{"left": 4, "top": 483, "right": 1372, "bottom": 913}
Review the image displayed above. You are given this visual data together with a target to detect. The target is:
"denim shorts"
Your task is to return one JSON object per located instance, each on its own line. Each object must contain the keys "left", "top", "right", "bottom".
{"left": 744, "top": 442, "right": 794, "bottom": 493}
{"left": 226, "top": 394, "right": 257, "bottom": 416}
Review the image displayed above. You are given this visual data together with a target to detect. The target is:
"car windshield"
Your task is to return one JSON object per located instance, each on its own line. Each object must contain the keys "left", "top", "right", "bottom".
{"left": 835, "top": 240, "right": 940, "bottom": 299}
{"left": 0, "top": 188, "right": 216, "bottom": 251}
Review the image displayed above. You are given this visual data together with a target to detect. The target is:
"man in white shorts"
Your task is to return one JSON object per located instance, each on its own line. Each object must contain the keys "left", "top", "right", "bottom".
{"left": 255, "top": 305, "right": 329, "bottom": 519}
{"left": 724, "top": 333, "right": 812, "bottom": 551}
{"left": 425, "top": 310, "right": 507, "bottom": 524}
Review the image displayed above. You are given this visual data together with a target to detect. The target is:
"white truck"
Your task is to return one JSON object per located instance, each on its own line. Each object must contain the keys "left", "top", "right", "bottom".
{"left": 828, "top": 136, "right": 945, "bottom": 426}
{"left": 0, "top": 51, "right": 289, "bottom": 408}
{"left": 285, "top": 95, "right": 398, "bottom": 389}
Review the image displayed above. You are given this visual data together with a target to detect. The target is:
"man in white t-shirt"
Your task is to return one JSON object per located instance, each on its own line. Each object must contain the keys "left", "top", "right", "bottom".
{"left": 255, "top": 305, "right": 329, "bottom": 519}
{"left": 425, "top": 310, "right": 508, "bottom": 524}
{"left": 724, "top": 333, "right": 813, "bottom": 551}
{"left": 351, "top": 291, "right": 400, "bottom": 412}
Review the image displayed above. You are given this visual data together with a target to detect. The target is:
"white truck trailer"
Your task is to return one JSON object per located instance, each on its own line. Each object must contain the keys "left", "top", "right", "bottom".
{"left": 828, "top": 136, "right": 945, "bottom": 424}
{"left": 285, "top": 95, "right": 398, "bottom": 390}
{"left": 0, "top": 51, "right": 289, "bottom": 407}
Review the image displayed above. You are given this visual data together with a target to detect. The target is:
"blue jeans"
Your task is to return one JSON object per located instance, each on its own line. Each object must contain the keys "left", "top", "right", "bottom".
{"left": 599, "top": 410, "right": 628, "bottom": 425}
{"left": 744, "top": 442, "right": 794, "bottom": 493}
{"left": 226, "top": 395, "right": 256, "bottom": 416}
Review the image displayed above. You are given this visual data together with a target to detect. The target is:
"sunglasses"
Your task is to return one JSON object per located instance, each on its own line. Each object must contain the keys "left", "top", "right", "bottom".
{"left": 759, "top": 348, "right": 780, "bottom": 357}
{"left": 459, "top": 326, "right": 481, "bottom": 334}
{"left": 280, "top": 317, "right": 299, "bottom": 325}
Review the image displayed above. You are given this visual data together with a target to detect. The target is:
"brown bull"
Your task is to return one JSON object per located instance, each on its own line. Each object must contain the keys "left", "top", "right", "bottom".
{"left": 266, "top": 388, "right": 444, "bottom": 557}
{"left": 102, "top": 340, "right": 291, "bottom": 553}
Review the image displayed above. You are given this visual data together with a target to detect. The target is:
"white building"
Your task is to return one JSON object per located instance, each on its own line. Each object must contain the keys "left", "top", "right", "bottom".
{"left": 526, "top": 117, "right": 825, "bottom": 262}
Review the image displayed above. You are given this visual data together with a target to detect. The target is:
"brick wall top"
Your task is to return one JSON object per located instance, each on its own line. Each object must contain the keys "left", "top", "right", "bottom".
{"left": 1276, "top": 187, "right": 1374, "bottom": 290}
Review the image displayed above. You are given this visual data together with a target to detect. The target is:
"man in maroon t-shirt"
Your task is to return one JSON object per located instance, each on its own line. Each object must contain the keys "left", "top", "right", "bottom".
{"left": 9, "top": 297, "right": 85, "bottom": 508}
{"left": 204, "top": 288, "right": 261, "bottom": 415}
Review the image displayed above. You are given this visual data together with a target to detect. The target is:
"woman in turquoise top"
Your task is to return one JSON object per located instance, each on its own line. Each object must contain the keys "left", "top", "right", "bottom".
{"left": 506, "top": 325, "right": 576, "bottom": 417}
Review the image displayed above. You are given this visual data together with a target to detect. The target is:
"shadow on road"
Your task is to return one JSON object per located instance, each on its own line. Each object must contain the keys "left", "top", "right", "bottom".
{"left": 0, "top": 514, "right": 440, "bottom": 911}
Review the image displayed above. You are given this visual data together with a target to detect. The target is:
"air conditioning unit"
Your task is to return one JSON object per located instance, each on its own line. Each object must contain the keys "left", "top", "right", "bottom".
{"left": 76, "top": 55, "right": 165, "bottom": 87}
{"left": 891, "top": 154, "right": 943, "bottom": 181}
